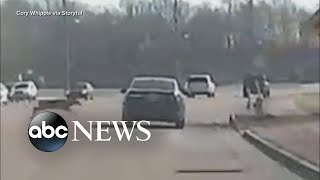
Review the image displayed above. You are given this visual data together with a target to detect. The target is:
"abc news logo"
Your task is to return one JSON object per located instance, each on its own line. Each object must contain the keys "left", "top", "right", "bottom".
{"left": 28, "top": 112, "right": 151, "bottom": 152}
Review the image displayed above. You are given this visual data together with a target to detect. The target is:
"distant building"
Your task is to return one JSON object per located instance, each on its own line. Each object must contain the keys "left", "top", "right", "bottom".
{"left": 311, "top": 9, "right": 320, "bottom": 36}
{"left": 301, "top": 8, "right": 319, "bottom": 47}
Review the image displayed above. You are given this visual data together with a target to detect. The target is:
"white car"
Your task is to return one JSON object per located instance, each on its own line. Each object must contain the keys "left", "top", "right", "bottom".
{"left": 184, "top": 74, "right": 216, "bottom": 98}
{"left": 0, "top": 83, "right": 9, "bottom": 104}
{"left": 10, "top": 81, "right": 38, "bottom": 101}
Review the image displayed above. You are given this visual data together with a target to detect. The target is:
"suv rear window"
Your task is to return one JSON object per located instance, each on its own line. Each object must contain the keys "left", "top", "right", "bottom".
{"left": 188, "top": 77, "right": 208, "bottom": 83}
{"left": 131, "top": 79, "right": 175, "bottom": 90}
{"left": 14, "top": 84, "right": 29, "bottom": 89}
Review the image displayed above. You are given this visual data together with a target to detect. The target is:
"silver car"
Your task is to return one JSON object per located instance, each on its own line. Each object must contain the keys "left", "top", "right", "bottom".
{"left": 121, "top": 76, "right": 185, "bottom": 129}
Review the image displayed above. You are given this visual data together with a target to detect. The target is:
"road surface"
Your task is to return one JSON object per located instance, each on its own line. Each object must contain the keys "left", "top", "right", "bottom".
{"left": 1, "top": 84, "right": 314, "bottom": 180}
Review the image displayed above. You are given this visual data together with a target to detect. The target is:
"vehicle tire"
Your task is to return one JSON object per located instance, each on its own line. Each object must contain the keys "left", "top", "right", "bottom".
{"left": 263, "top": 90, "right": 270, "bottom": 98}
{"left": 246, "top": 99, "right": 251, "bottom": 109}
{"left": 175, "top": 118, "right": 185, "bottom": 129}
{"left": 122, "top": 116, "right": 132, "bottom": 122}
{"left": 243, "top": 87, "right": 248, "bottom": 98}
{"left": 32, "top": 96, "right": 36, "bottom": 101}
{"left": 84, "top": 95, "right": 89, "bottom": 101}
{"left": 207, "top": 93, "right": 215, "bottom": 98}
{"left": 263, "top": 93, "right": 267, "bottom": 98}
{"left": 121, "top": 111, "right": 128, "bottom": 121}
{"left": 90, "top": 96, "right": 93, "bottom": 100}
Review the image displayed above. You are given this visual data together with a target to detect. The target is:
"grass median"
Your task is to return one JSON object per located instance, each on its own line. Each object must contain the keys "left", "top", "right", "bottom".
{"left": 295, "top": 93, "right": 319, "bottom": 116}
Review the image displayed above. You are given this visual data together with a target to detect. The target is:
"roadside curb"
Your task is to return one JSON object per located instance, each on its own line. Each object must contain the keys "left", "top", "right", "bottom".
{"left": 243, "top": 129, "right": 320, "bottom": 180}
{"left": 228, "top": 113, "right": 320, "bottom": 180}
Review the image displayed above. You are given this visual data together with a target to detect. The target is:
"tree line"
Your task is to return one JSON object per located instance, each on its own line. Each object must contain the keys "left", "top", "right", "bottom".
{"left": 1, "top": 0, "right": 318, "bottom": 87}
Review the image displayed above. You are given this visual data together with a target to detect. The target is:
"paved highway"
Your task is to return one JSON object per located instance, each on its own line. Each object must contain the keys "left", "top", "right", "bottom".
{"left": 1, "top": 84, "right": 315, "bottom": 180}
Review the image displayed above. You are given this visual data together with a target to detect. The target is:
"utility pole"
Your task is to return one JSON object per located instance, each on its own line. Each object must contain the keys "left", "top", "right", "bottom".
{"left": 173, "top": 0, "right": 178, "bottom": 32}
{"left": 173, "top": 0, "right": 182, "bottom": 79}
{"left": 62, "top": 0, "right": 71, "bottom": 92}
{"left": 45, "top": 0, "right": 51, "bottom": 11}
{"left": 227, "top": 0, "right": 233, "bottom": 49}
{"left": 249, "top": 0, "right": 254, "bottom": 45}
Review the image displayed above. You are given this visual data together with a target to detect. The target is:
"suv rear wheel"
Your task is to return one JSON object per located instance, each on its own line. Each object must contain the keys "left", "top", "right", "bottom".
{"left": 175, "top": 118, "right": 185, "bottom": 129}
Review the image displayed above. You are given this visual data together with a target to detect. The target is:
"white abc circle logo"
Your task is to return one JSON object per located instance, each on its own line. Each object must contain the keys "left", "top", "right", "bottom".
{"left": 29, "top": 121, "right": 68, "bottom": 139}
{"left": 28, "top": 111, "right": 68, "bottom": 152}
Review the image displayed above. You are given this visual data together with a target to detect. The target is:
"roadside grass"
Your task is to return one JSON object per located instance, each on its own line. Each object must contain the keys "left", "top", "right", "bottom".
{"left": 295, "top": 93, "right": 320, "bottom": 115}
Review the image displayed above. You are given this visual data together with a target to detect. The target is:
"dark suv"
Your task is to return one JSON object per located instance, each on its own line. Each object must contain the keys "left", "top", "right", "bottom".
{"left": 243, "top": 74, "right": 270, "bottom": 98}
{"left": 121, "top": 76, "right": 185, "bottom": 129}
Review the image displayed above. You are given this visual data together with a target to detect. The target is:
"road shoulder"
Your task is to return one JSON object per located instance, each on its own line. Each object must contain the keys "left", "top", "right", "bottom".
{"left": 230, "top": 114, "right": 320, "bottom": 180}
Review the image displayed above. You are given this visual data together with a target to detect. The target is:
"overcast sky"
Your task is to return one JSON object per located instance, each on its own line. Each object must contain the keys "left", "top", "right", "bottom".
{"left": 76, "top": 0, "right": 319, "bottom": 12}
{"left": 0, "top": 0, "right": 318, "bottom": 12}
